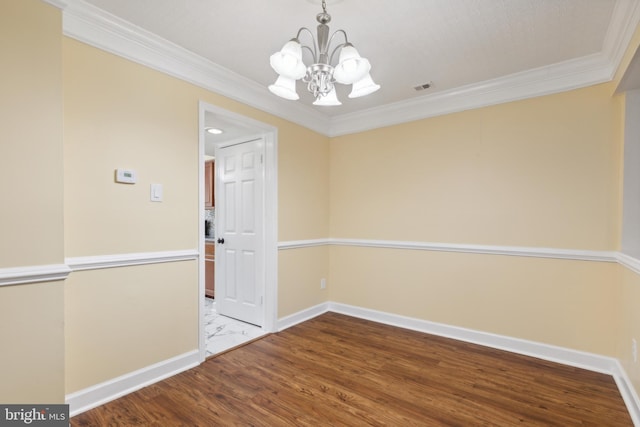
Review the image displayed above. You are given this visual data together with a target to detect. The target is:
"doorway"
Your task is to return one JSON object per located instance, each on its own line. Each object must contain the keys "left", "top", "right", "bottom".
{"left": 198, "top": 101, "right": 278, "bottom": 362}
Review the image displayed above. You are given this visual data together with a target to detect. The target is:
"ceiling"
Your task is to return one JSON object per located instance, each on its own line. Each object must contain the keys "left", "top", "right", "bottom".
{"left": 65, "top": 0, "right": 640, "bottom": 136}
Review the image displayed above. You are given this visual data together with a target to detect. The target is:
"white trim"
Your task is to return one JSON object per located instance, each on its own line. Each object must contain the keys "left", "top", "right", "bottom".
{"left": 1, "top": 240, "right": 623, "bottom": 286}
{"left": 279, "top": 302, "right": 640, "bottom": 423}
{"left": 329, "top": 302, "right": 618, "bottom": 373}
{"left": 0, "top": 264, "right": 70, "bottom": 287}
{"left": 277, "top": 237, "right": 617, "bottom": 263}
{"left": 328, "top": 302, "right": 640, "bottom": 425}
{"left": 613, "top": 359, "right": 640, "bottom": 426}
{"left": 65, "top": 249, "right": 199, "bottom": 271}
{"left": 330, "top": 238, "right": 617, "bottom": 262}
{"left": 42, "top": 0, "right": 68, "bottom": 9}
{"left": 603, "top": 0, "right": 640, "bottom": 81}
{"left": 66, "top": 349, "right": 200, "bottom": 417}
{"left": 278, "top": 238, "right": 331, "bottom": 250}
{"left": 61, "top": 0, "right": 640, "bottom": 138}
{"left": 329, "top": 53, "right": 613, "bottom": 136}
{"left": 277, "top": 302, "right": 330, "bottom": 331}
{"left": 62, "top": 0, "right": 329, "bottom": 136}
{"left": 617, "top": 252, "right": 640, "bottom": 275}
{"left": 198, "top": 101, "right": 279, "bottom": 365}
{"left": 198, "top": 104, "right": 207, "bottom": 363}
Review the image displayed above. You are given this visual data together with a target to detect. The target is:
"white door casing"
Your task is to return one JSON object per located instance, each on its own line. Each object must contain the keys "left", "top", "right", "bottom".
{"left": 215, "top": 138, "right": 264, "bottom": 326}
{"left": 198, "top": 100, "right": 277, "bottom": 363}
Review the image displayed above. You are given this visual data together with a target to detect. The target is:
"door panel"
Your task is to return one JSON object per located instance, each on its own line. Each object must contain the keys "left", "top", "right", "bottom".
{"left": 215, "top": 138, "right": 264, "bottom": 326}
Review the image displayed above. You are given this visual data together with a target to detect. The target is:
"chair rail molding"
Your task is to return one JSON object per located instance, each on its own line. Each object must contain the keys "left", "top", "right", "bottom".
{"left": 66, "top": 249, "right": 199, "bottom": 272}
{"left": 278, "top": 237, "right": 618, "bottom": 263}
{"left": 0, "top": 264, "right": 71, "bottom": 287}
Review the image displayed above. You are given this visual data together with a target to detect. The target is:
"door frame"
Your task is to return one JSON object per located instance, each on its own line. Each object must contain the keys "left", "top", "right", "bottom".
{"left": 198, "top": 101, "right": 278, "bottom": 362}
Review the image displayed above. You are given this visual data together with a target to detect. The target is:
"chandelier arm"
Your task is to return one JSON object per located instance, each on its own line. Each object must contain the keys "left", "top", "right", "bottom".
{"left": 326, "top": 29, "right": 350, "bottom": 64}
{"left": 301, "top": 45, "right": 316, "bottom": 65}
{"left": 328, "top": 42, "right": 348, "bottom": 65}
{"left": 295, "top": 27, "right": 318, "bottom": 61}
{"left": 327, "top": 29, "right": 349, "bottom": 49}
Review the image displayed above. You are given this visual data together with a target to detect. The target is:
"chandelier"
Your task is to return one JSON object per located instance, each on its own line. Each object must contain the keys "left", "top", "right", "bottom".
{"left": 268, "top": 0, "right": 380, "bottom": 106}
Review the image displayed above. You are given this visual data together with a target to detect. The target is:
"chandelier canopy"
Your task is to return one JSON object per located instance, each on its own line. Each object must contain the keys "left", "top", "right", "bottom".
{"left": 268, "top": 0, "right": 380, "bottom": 106}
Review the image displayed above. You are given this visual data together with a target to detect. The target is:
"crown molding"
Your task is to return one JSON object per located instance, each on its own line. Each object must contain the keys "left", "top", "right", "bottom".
{"left": 42, "top": 0, "right": 68, "bottom": 9}
{"left": 329, "top": 53, "right": 613, "bottom": 136}
{"left": 62, "top": 0, "right": 330, "bottom": 136}
{"left": 602, "top": 0, "right": 640, "bottom": 78}
{"left": 328, "top": 0, "right": 640, "bottom": 136}
{"left": 61, "top": 0, "right": 640, "bottom": 138}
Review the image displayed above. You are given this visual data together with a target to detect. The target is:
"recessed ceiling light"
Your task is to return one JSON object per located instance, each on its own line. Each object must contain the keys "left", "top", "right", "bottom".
{"left": 206, "top": 127, "right": 223, "bottom": 135}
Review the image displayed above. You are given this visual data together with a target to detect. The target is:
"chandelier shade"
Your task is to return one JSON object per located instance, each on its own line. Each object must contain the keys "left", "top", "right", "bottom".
{"left": 333, "top": 45, "right": 371, "bottom": 84}
{"left": 268, "top": 0, "right": 379, "bottom": 106}
{"left": 313, "top": 87, "right": 341, "bottom": 106}
{"left": 268, "top": 75, "right": 299, "bottom": 100}
{"left": 269, "top": 40, "right": 306, "bottom": 80}
{"left": 349, "top": 73, "right": 381, "bottom": 98}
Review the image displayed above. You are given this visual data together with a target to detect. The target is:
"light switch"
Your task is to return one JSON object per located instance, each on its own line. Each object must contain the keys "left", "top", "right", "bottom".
{"left": 150, "top": 183, "right": 163, "bottom": 202}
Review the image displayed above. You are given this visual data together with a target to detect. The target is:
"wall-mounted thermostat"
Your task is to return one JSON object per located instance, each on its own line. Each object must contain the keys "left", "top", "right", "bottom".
{"left": 115, "top": 168, "right": 137, "bottom": 184}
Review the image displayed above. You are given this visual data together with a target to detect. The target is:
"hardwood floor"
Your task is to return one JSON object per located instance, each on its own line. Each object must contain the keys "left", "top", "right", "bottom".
{"left": 71, "top": 313, "right": 633, "bottom": 426}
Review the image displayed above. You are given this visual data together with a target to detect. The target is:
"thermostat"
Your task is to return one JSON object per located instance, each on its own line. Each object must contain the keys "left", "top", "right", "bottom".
{"left": 115, "top": 168, "right": 137, "bottom": 184}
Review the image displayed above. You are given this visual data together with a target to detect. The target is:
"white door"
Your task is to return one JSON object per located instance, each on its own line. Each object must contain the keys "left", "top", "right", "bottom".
{"left": 215, "top": 138, "right": 264, "bottom": 326}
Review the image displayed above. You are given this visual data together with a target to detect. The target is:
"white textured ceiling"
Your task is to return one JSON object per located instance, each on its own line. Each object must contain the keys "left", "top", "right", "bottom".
{"left": 81, "top": 0, "right": 621, "bottom": 114}
{"left": 63, "top": 0, "right": 640, "bottom": 134}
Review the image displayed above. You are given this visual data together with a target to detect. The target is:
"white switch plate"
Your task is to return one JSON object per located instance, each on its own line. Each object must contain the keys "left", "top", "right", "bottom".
{"left": 150, "top": 183, "right": 163, "bottom": 202}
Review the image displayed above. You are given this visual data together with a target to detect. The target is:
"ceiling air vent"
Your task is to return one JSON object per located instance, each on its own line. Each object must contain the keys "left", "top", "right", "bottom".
{"left": 414, "top": 82, "right": 433, "bottom": 91}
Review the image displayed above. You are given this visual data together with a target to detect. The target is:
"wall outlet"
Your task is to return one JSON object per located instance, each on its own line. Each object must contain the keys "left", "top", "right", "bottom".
{"left": 320, "top": 278, "right": 326, "bottom": 289}
{"left": 633, "top": 338, "right": 638, "bottom": 363}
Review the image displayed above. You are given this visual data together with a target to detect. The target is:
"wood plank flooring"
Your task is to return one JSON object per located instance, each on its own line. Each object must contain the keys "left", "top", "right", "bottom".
{"left": 71, "top": 313, "right": 633, "bottom": 426}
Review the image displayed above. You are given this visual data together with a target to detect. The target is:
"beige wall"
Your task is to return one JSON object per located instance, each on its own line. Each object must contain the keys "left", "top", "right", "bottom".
{"left": 331, "top": 84, "right": 622, "bottom": 249}
{"left": 279, "top": 246, "right": 330, "bottom": 317}
{"left": 62, "top": 37, "right": 330, "bottom": 393}
{"left": 64, "top": 262, "right": 198, "bottom": 392}
{"left": 0, "top": 0, "right": 64, "bottom": 267}
{"left": 612, "top": 19, "right": 640, "bottom": 400}
{"left": 329, "top": 247, "right": 620, "bottom": 355}
{"left": 278, "top": 125, "right": 330, "bottom": 241}
{"left": 0, "top": 0, "right": 65, "bottom": 403}
{"left": 277, "top": 122, "right": 330, "bottom": 316}
{"left": 0, "top": 281, "right": 65, "bottom": 403}
{"left": 3, "top": 0, "right": 639, "bottom": 408}
{"left": 63, "top": 40, "right": 199, "bottom": 256}
{"left": 618, "top": 266, "right": 640, "bottom": 393}
{"left": 329, "top": 83, "right": 624, "bottom": 356}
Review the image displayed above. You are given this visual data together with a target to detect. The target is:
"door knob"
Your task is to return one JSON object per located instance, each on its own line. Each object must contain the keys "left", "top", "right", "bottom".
{"left": 217, "top": 238, "right": 225, "bottom": 244}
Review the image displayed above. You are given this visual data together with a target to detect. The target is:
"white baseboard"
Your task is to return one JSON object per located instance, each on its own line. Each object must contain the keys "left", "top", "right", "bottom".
{"left": 282, "top": 301, "right": 640, "bottom": 425}
{"left": 276, "top": 302, "right": 330, "bottom": 331}
{"left": 612, "top": 360, "right": 640, "bottom": 426}
{"left": 66, "top": 349, "right": 200, "bottom": 417}
{"left": 329, "top": 302, "right": 617, "bottom": 373}
{"left": 67, "top": 304, "right": 640, "bottom": 424}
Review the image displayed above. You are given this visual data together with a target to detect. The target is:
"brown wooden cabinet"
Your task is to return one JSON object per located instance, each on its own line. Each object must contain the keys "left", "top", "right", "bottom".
{"left": 204, "top": 160, "right": 215, "bottom": 208}
{"left": 205, "top": 242, "right": 215, "bottom": 298}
